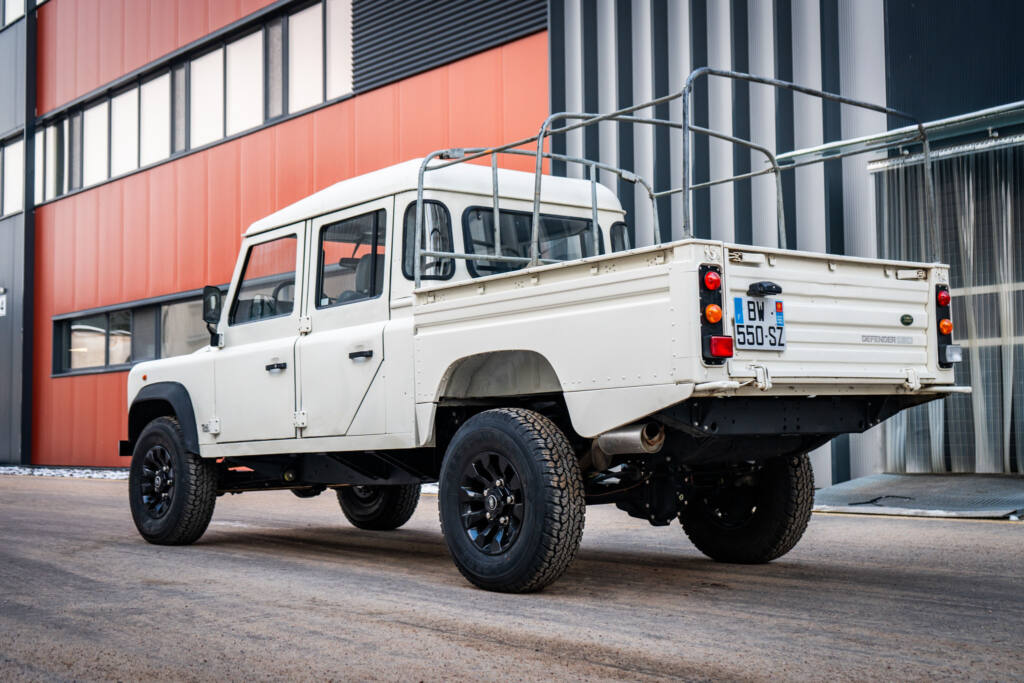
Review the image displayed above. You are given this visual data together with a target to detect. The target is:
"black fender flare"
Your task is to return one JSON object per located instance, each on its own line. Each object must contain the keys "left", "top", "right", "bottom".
{"left": 126, "top": 382, "right": 201, "bottom": 456}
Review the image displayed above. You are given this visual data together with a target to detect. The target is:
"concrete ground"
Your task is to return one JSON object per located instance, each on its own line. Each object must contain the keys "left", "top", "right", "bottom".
{"left": 0, "top": 476, "right": 1021, "bottom": 681}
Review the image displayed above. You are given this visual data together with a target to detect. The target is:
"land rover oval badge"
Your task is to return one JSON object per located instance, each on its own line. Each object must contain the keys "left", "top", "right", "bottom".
{"left": 900, "top": 314, "right": 913, "bottom": 326}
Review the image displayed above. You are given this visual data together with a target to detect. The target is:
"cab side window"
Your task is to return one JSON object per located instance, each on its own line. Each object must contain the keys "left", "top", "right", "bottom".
{"left": 317, "top": 209, "right": 386, "bottom": 308}
{"left": 610, "top": 222, "right": 634, "bottom": 252}
{"left": 402, "top": 201, "right": 454, "bottom": 280}
{"left": 229, "top": 235, "right": 298, "bottom": 325}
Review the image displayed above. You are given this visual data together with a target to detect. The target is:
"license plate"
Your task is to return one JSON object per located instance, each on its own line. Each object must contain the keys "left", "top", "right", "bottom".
{"left": 733, "top": 296, "right": 786, "bottom": 350}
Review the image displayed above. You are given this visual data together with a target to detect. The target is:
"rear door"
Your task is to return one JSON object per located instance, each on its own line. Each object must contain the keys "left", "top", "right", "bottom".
{"left": 296, "top": 197, "right": 392, "bottom": 437}
{"left": 214, "top": 225, "right": 303, "bottom": 442}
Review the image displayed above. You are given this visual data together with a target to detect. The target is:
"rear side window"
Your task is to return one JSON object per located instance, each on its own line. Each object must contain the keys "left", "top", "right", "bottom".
{"left": 461, "top": 207, "right": 603, "bottom": 278}
{"left": 402, "top": 201, "right": 454, "bottom": 280}
{"left": 611, "top": 222, "right": 634, "bottom": 252}
{"left": 229, "top": 235, "right": 297, "bottom": 325}
{"left": 317, "top": 209, "right": 386, "bottom": 308}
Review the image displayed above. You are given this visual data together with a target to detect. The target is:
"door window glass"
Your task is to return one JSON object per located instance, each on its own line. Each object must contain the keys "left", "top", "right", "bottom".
{"left": 317, "top": 210, "right": 386, "bottom": 308}
{"left": 229, "top": 235, "right": 298, "bottom": 325}
{"left": 402, "top": 201, "right": 454, "bottom": 280}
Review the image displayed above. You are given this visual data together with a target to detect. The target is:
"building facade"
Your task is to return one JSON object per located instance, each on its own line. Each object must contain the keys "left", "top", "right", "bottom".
{"left": 0, "top": 0, "right": 1021, "bottom": 481}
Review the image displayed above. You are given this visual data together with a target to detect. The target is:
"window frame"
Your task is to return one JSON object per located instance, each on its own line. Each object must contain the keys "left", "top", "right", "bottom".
{"left": 315, "top": 208, "right": 387, "bottom": 310}
{"left": 460, "top": 206, "right": 605, "bottom": 279}
{"left": 401, "top": 200, "right": 455, "bottom": 281}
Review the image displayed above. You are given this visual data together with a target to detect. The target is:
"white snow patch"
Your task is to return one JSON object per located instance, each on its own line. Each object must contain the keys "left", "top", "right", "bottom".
{"left": 0, "top": 466, "right": 129, "bottom": 480}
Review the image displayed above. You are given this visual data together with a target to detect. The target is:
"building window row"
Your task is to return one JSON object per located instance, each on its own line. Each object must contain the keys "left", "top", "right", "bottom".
{"left": 36, "top": 0, "right": 352, "bottom": 204}
{"left": 54, "top": 296, "right": 213, "bottom": 375}
{"left": 1, "top": 137, "right": 24, "bottom": 218}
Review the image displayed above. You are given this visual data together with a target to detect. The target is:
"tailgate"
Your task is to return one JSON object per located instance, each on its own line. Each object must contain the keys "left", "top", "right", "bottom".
{"left": 722, "top": 247, "right": 941, "bottom": 384}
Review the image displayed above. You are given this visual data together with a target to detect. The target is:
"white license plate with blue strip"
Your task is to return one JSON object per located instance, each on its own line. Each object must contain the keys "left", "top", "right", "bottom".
{"left": 733, "top": 296, "right": 786, "bottom": 350}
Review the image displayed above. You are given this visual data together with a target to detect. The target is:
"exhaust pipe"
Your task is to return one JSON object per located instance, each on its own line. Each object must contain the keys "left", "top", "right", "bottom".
{"left": 587, "top": 422, "right": 665, "bottom": 471}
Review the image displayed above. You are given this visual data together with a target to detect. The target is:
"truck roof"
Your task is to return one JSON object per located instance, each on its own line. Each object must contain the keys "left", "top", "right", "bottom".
{"left": 244, "top": 158, "right": 624, "bottom": 236}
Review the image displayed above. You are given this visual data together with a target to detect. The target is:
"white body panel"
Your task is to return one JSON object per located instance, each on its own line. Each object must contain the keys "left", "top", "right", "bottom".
{"left": 126, "top": 160, "right": 958, "bottom": 458}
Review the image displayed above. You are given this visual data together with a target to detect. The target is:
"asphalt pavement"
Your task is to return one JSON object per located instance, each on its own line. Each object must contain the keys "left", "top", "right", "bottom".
{"left": 1, "top": 475, "right": 1022, "bottom": 681}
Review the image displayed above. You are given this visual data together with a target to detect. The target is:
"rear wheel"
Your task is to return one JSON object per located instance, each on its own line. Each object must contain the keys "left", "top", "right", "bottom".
{"left": 438, "top": 408, "right": 585, "bottom": 593}
{"left": 128, "top": 416, "right": 217, "bottom": 545}
{"left": 336, "top": 484, "right": 421, "bottom": 530}
{"left": 679, "top": 454, "right": 814, "bottom": 563}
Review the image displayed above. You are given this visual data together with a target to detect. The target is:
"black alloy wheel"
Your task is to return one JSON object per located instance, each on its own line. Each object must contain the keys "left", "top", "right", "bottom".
{"left": 128, "top": 416, "right": 218, "bottom": 546}
{"left": 139, "top": 445, "right": 175, "bottom": 518}
{"left": 457, "top": 451, "right": 525, "bottom": 555}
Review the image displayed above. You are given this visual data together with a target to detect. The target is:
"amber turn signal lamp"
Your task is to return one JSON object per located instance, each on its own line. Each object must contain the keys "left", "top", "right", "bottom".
{"left": 939, "top": 318, "right": 953, "bottom": 335}
{"left": 704, "top": 304, "right": 723, "bottom": 324}
{"left": 703, "top": 270, "right": 721, "bottom": 291}
{"left": 937, "top": 289, "right": 951, "bottom": 307}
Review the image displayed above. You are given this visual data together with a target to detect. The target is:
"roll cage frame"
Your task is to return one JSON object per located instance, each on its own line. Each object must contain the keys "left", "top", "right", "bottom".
{"left": 413, "top": 67, "right": 938, "bottom": 288}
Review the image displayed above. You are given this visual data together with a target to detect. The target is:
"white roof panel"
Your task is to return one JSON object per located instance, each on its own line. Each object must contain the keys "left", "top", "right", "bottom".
{"left": 244, "top": 158, "right": 624, "bottom": 236}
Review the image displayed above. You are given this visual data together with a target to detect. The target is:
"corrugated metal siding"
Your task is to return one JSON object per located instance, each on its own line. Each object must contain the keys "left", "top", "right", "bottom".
{"left": 31, "top": 31, "right": 548, "bottom": 466}
{"left": 351, "top": 0, "right": 546, "bottom": 93}
{"left": 35, "top": 0, "right": 280, "bottom": 115}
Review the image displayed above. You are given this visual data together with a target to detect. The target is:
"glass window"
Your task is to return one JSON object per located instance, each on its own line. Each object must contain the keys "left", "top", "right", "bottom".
{"left": 82, "top": 101, "right": 109, "bottom": 187}
{"left": 108, "top": 310, "right": 132, "bottom": 364}
{"left": 226, "top": 31, "right": 264, "bottom": 135}
{"left": 68, "top": 315, "right": 108, "bottom": 369}
{"left": 461, "top": 208, "right": 602, "bottom": 277}
{"left": 317, "top": 210, "right": 385, "bottom": 308}
{"left": 189, "top": 48, "right": 225, "bottom": 148}
{"left": 132, "top": 306, "right": 158, "bottom": 361}
{"left": 266, "top": 19, "right": 284, "bottom": 119}
{"left": 110, "top": 87, "right": 139, "bottom": 176}
{"left": 44, "top": 122, "right": 58, "bottom": 198}
{"left": 2, "top": 140, "right": 24, "bottom": 216}
{"left": 610, "top": 222, "right": 634, "bottom": 252}
{"left": 140, "top": 74, "right": 171, "bottom": 166}
{"left": 5, "top": 0, "right": 24, "bottom": 25}
{"left": 402, "top": 201, "right": 453, "bottom": 280}
{"left": 172, "top": 65, "right": 187, "bottom": 153}
{"left": 288, "top": 3, "right": 324, "bottom": 113}
{"left": 326, "top": 0, "right": 352, "bottom": 99}
{"left": 33, "top": 129, "right": 42, "bottom": 205}
{"left": 161, "top": 299, "right": 208, "bottom": 357}
{"left": 229, "top": 235, "right": 298, "bottom": 324}
{"left": 68, "top": 112, "right": 82, "bottom": 191}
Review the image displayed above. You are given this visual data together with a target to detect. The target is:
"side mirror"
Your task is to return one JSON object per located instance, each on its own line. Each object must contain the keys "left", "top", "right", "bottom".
{"left": 202, "top": 286, "right": 223, "bottom": 347}
{"left": 202, "top": 286, "right": 222, "bottom": 324}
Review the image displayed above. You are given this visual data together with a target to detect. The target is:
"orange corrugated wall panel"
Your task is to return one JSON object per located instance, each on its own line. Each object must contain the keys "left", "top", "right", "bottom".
{"left": 36, "top": 0, "right": 280, "bottom": 114}
{"left": 33, "top": 31, "right": 549, "bottom": 466}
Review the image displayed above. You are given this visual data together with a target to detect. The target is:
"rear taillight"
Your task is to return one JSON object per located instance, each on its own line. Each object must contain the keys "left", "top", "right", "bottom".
{"left": 935, "top": 284, "right": 960, "bottom": 368}
{"left": 708, "top": 336, "right": 734, "bottom": 358}
{"left": 699, "top": 264, "right": 729, "bottom": 365}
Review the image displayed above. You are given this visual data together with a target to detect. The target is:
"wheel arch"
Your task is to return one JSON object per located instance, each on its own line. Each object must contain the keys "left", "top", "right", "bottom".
{"left": 436, "top": 349, "right": 563, "bottom": 401}
{"left": 127, "top": 382, "right": 201, "bottom": 456}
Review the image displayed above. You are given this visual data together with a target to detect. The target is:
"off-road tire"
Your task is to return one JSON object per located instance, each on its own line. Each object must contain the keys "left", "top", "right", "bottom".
{"left": 336, "top": 484, "right": 421, "bottom": 530}
{"left": 680, "top": 453, "right": 814, "bottom": 564}
{"left": 128, "top": 416, "right": 218, "bottom": 545}
{"left": 438, "top": 408, "right": 586, "bottom": 593}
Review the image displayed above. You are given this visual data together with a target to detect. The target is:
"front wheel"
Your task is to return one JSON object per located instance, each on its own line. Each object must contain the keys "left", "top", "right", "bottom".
{"left": 438, "top": 408, "right": 586, "bottom": 593}
{"left": 128, "top": 416, "right": 218, "bottom": 545}
{"left": 679, "top": 454, "right": 814, "bottom": 564}
{"left": 336, "top": 484, "right": 421, "bottom": 530}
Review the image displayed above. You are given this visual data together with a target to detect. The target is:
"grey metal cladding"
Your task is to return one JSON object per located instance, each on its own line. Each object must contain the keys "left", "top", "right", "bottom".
{"left": 351, "top": 0, "right": 547, "bottom": 93}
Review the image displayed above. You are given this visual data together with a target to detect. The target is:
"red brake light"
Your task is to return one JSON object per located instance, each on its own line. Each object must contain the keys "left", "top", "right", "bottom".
{"left": 937, "top": 289, "right": 951, "bottom": 307}
{"left": 709, "top": 336, "right": 734, "bottom": 358}
{"left": 939, "top": 318, "right": 953, "bottom": 335}
{"left": 703, "top": 270, "right": 721, "bottom": 291}
{"left": 704, "top": 304, "right": 723, "bottom": 324}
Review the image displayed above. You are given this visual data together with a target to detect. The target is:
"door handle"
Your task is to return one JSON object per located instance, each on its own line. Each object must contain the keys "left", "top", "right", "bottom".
{"left": 348, "top": 349, "right": 373, "bottom": 360}
{"left": 265, "top": 361, "right": 287, "bottom": 372}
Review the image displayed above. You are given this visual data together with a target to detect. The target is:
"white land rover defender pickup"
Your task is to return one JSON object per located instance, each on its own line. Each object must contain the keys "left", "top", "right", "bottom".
{"left": 122, "top": 70, "right": 965, "bottom": 592}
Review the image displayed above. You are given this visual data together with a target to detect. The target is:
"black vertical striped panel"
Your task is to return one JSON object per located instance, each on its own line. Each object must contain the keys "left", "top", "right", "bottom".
{"left": 352, "top": 0, "right": 548, "bottom": 93}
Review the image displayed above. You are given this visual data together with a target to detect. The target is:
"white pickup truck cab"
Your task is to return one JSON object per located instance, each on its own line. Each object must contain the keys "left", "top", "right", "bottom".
{"left": 122, "top": 72, "right": 964, "bottom": 592}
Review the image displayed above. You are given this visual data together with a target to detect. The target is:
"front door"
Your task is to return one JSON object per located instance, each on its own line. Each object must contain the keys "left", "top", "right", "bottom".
{"left": 296, "top": 198, "right": 392, "bottom": 438}
{"left": 214, "top": 225, "right": 304, "bottom": 442}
